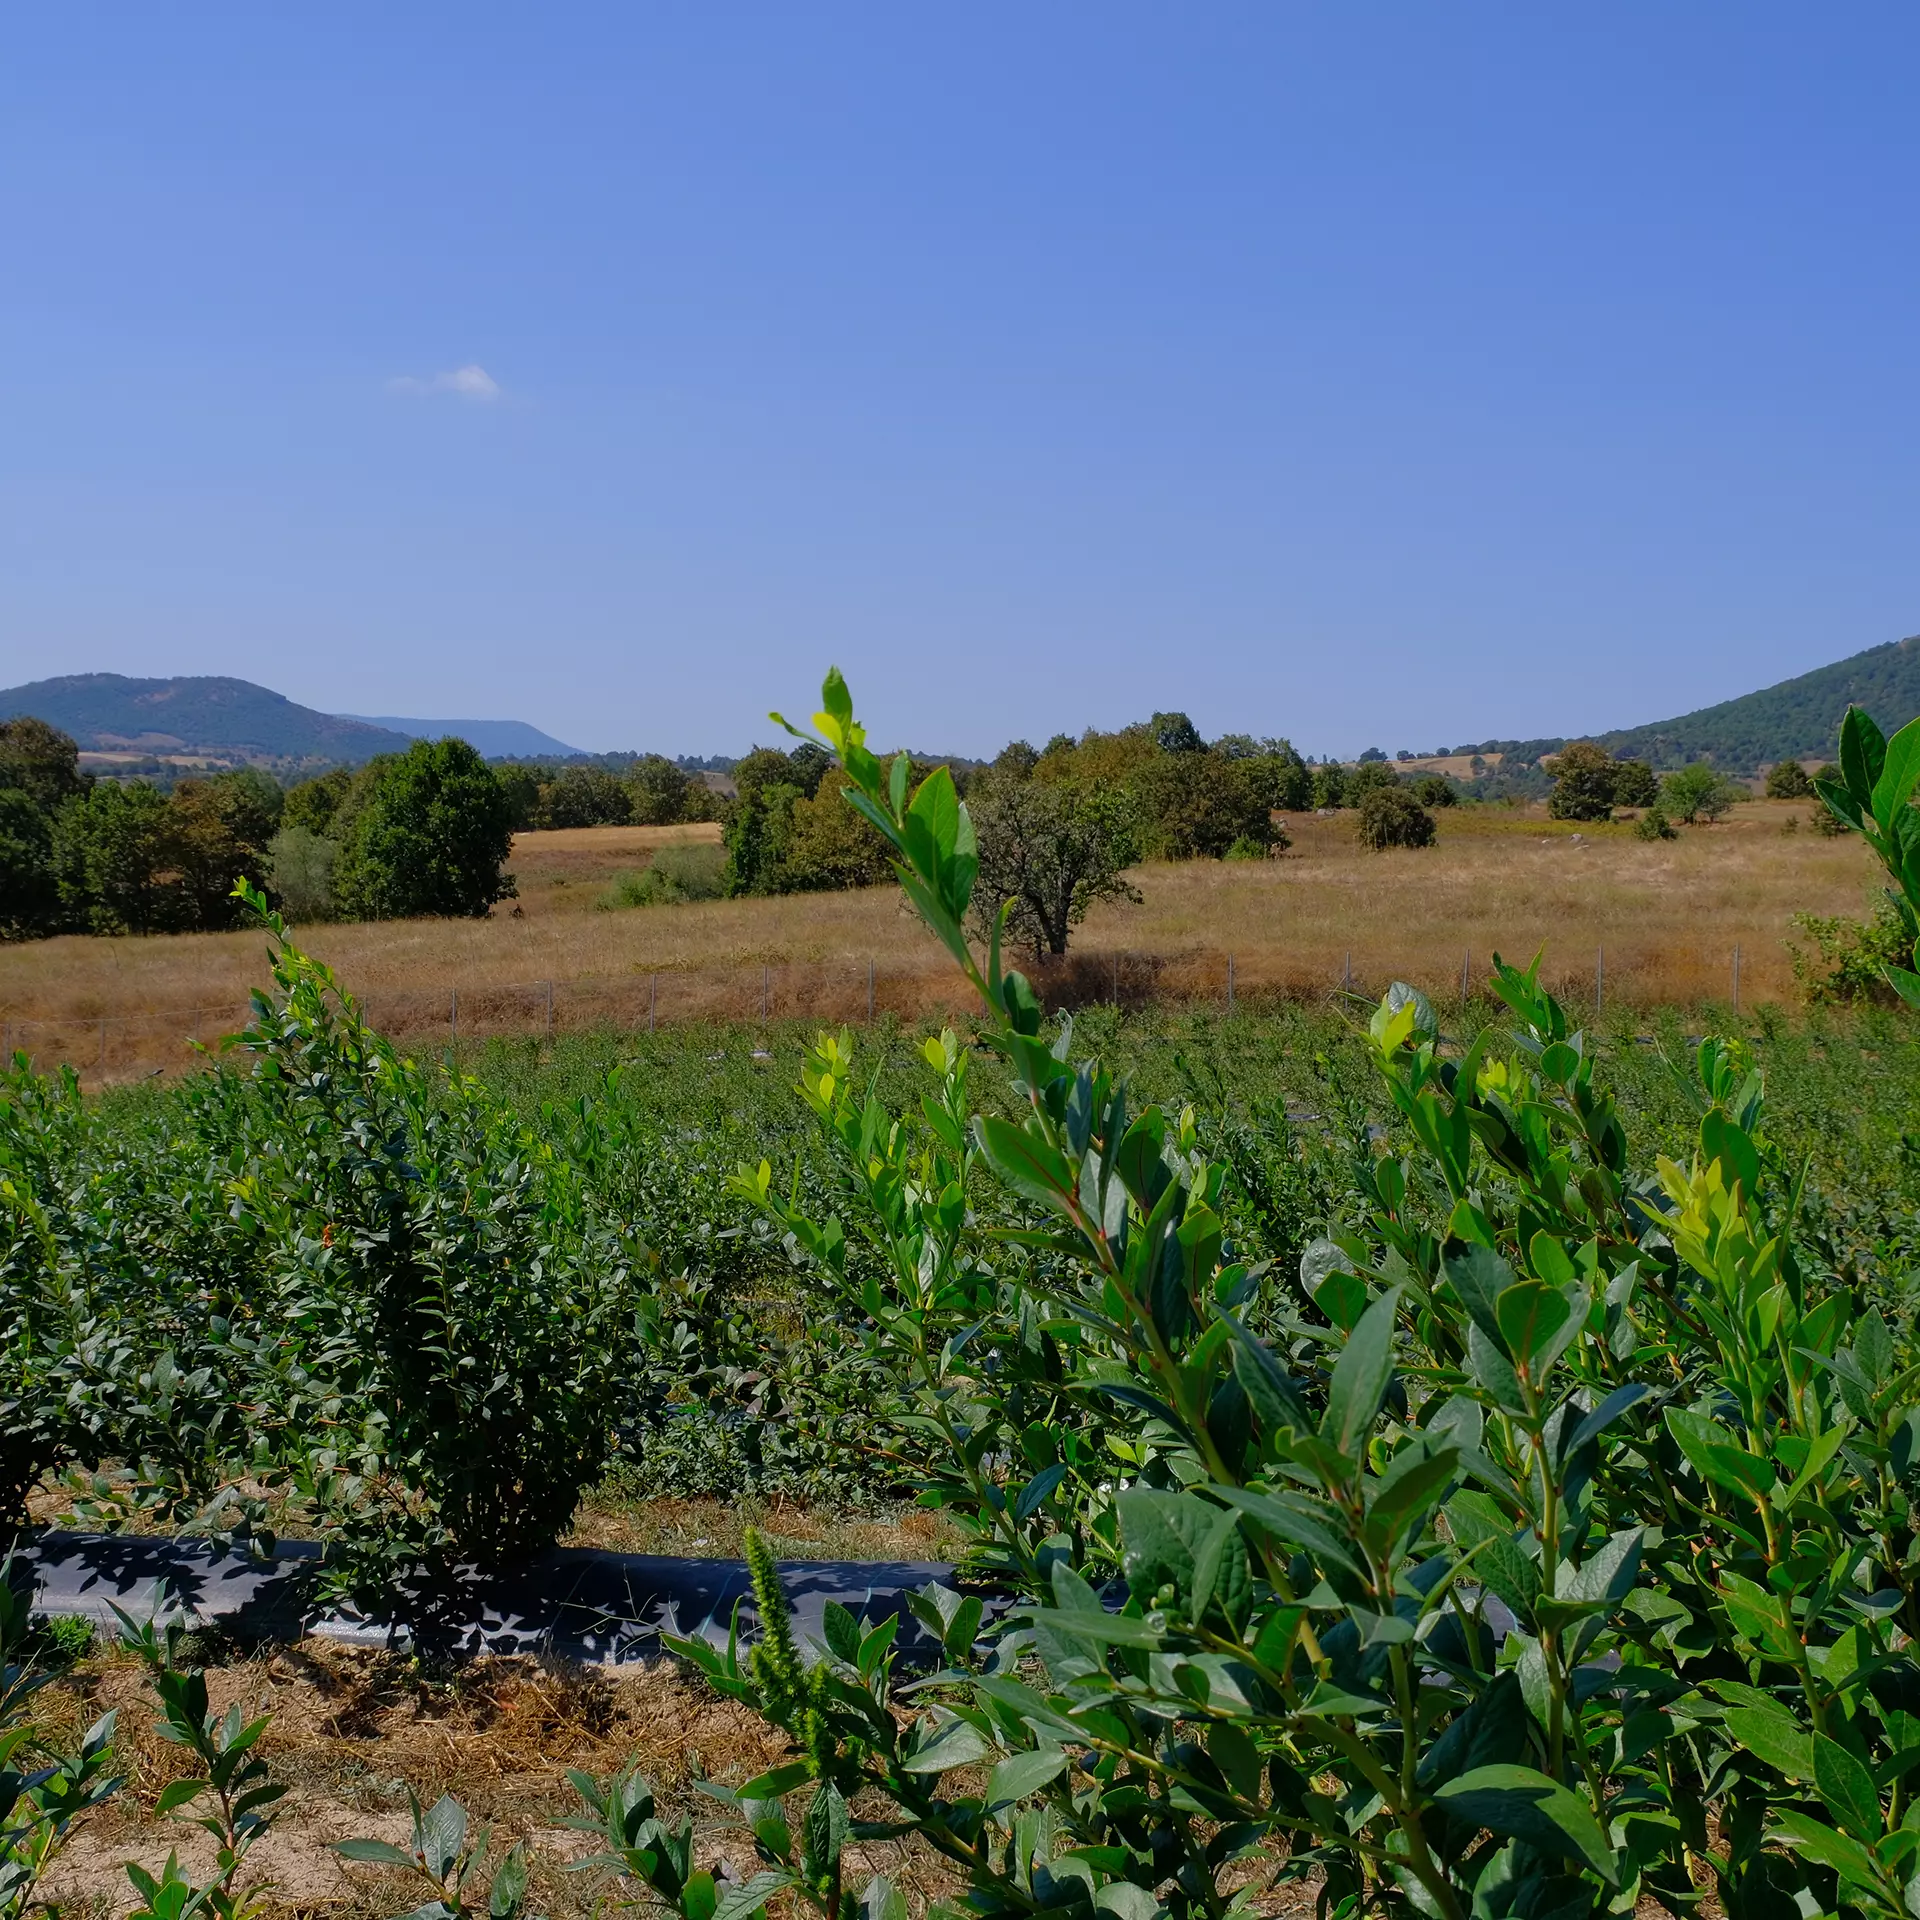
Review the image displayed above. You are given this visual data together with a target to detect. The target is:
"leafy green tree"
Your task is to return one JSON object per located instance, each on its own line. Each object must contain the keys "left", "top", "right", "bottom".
{"left": 51, "top": 782, "right": 187, "bottom": 934}
{"left": 1149, "top": 710, "right": 1204, "bottom": 755}
{"left": 1610, "top": 757, "right": 1658, "bottom": 807}
{"left": 1345, "top": 758, "right": 1401, "bottom": 802}
{"left": 1131, "top": 749, "right": 1277, "bottom": 859}
{"left": 1634, "top": 804, "right": 1677, "bottom": 841}
{"left": 168, "top": 772, "right": 279, "bottom": 930}
{"left": 626, "top": 754, "right": 691, "bottom": 825}
{"left": 0, "top": 719, "right": 85, "bottom": 938}
{"left": 265, "top": 824, "right": 339, "bottom": 922}
{"left": 724, "top": 745, "right": 837, "bottom": 894}
{"left": 1310, "top": 762, "right": 1348, "bottom": 808}
{"left": 781, "top": 768, "right": 894, "bottom": 890}
{"left": 1357, "top": 783, "right": 1437, "bottom": 849}
{"left": 1765, "top": 758, "right": 1812, "bottom": 798}
{"left": 0, "top": 717, "right": 87, "bottom": 813}
{"left": 0, "top": 788, "right": 61, "bottom": 937}
{"left": 492, "top": 763, "right": 544, "bottom": 831}
{"left": 538, "top": 764, "right": 632, "bottom": 829}
{"left": 1412, "top": 772, "right": 1459, "bottom": 808}
{"left": 1660, "top": 761, "right": 1740, "bottom": 824}
{"left": 280, "top": 767, "right": 354, "bottom": 837}
{"left": 968, "top": 775, "right": 1139, "bottom": 958}
{"left": 1545, "top": 741, "right": 1619, "bottom": 821}
{"left": 333, "top": 740, "right": 517, "bottom": 920}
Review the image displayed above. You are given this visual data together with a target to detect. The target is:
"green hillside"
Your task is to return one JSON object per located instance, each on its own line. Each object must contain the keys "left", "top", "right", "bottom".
{"left": 0, "top": 674, "right": 410, "bottom": 765}
{"left": 1596, "top": 634, "right": 1920, "bottom": 771}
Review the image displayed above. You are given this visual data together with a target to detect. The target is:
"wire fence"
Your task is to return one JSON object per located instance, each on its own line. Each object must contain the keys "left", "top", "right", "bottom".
{"left": 0, "top": 938, "right": 1771, "bottom": 1088}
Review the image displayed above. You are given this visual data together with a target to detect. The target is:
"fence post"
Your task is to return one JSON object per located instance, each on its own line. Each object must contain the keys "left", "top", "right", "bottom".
{"left": 1732, "top": 943, "right": 1741, "bottom": 1013}
{"left": 450, "top": 990, "right": 458, "bottom": 1043}
{"left": 1226, "top": 954, "right": 1235, "bottom": 1014}
{"left": 99, "top": 1017, "right": 107, "bottom": 1071}
{"left": 545, "top": 980, "right": 553, "bottom": 1040}
{"left": 649, "top": 973, "right": 657, "bottom": 1033}
{"left": 1112, "top": 952, "right": 1120, "bottom": 1005}
{"left": 866, "top": 960, "right": 875, "bottom": 1024}
{"left": 1343, "top": 951, "right": 1353, "bottom": 993}
{"left": 1460, "top": 950, "right": 1470, "bottom": 1004}
{"left": 762, "top": 964, "right": 770, "bottom": 1021}
{"left": 1596, "top": 945, "right": 1604, "bottom": 1016}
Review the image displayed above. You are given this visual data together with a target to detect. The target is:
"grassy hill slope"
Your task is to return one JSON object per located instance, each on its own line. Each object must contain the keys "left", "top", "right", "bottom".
{"left": 0, "top": 674, "right": 413, "bottom": 764}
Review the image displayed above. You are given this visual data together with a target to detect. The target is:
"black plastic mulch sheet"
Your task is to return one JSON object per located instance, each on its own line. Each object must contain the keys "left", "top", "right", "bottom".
{"left": 11, "top": 1531, "right": 967, "bottom": 1666}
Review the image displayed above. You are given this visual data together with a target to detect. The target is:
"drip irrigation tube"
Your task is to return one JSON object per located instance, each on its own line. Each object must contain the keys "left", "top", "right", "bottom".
{"left": 10, "top": 1530, "right": 976, "bottom": 1667}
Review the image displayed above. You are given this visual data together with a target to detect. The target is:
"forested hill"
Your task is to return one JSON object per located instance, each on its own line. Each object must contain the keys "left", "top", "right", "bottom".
{"left": 0, "top": 674, "right": 412, "bottom": 765}
{"left": 1597, "top": 635, "right": 1920, "bottom": 771}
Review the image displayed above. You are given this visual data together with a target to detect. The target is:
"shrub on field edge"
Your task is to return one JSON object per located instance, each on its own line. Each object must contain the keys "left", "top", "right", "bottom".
{"left": 599, "top": 840, "right": 728, "bottom": 908}
{"left": 1356, "top": 782, "right": 1436, "bottom": 849}
{"left": 1634, "top": 803, "right": 1677, "bottom": 840}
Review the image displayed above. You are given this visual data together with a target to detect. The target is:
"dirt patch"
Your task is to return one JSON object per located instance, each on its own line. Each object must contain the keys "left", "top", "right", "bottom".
{"left": 33, "top": 1640, "right": 798, "bottom": 1919}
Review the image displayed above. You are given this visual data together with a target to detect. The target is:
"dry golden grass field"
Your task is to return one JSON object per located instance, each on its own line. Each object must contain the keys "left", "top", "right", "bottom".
{"left": 0, "top": 799, "right": 1883, "bottom": 1083}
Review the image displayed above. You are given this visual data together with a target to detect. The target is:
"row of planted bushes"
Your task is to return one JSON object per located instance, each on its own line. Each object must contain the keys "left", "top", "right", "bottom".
{"left": 0, "top": 882, "right": 929, "bottom": 1593}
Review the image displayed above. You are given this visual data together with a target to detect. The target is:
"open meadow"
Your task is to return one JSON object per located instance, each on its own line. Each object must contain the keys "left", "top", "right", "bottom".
{"left": 0, "top": 798, "right": 1883, "bottom": 1082}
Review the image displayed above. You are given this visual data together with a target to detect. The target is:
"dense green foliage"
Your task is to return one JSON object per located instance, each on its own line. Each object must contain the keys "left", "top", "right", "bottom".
{"left": 1357, "top": 784, "right": 1437, "bottom": 850}
{"left": 1601, "top": 634, "right": 1920, "bottom": 773}
{"left": 19, "top": 676, "right": 1920, "bottom": 1920}
{"left": 0, "top": 719, "right": 283, "bottom": 938}
{"left": 1546, "top": 744, "right": 1658, "bottom": 823}
{"left": 1812, "top": 706, "right": 1920, "bottom": 1009}
{"left": 330, "top": 737, "right": 517, "bottom": 920}
{"left": 316, "top": 670, "right": 1920, "bottom": 1920}
{"left": 637, "top": 673, "right": 1920, "bottom": 1920}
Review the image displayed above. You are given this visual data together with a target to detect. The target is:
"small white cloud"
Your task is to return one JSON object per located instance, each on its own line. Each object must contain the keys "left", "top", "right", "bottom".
{"left": 388, "top": 364, "right": 502, "bottom": 401}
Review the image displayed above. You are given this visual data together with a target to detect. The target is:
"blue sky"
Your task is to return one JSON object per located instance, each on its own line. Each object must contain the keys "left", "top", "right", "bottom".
{"left": 2, "top": 6, "right": 1916, "bottom": 757}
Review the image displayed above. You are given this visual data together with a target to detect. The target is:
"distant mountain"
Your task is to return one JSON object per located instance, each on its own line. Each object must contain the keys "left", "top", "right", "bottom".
{"left": 346, "top": 716, "right": 586, "bottom": 758}
{"left": 1594, "top": 635, "right": 1920, "bottom": 771}
{"left": 1464, "top": 634, "right": 1920, "bottom": 773}
{"left": 0, "top": 674, "right": 411, "bottom": 765}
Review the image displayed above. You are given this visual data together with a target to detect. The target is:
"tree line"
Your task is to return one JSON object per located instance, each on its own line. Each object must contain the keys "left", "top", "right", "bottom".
{"left": 4, "top": 707, "right": 1826, "bottom": 949}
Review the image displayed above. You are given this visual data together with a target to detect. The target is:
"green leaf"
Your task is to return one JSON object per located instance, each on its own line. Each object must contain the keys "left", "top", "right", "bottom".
{"left": 489, "top": 1845, "right": 530, "bottom": 1920}
{"left": 1493, "top": 1278, "right": 1577, "bottom": 1370}
{"left": 1770, "top": 1809, "right": 1889, "bottom": 1890}
{"left": 1871, "top": 716, "right": 1920, "bottom": 826}
{"left": 715, "top": 1872, "right": 793, "bottom": 1920}
{"left": 803, "top": 1781, "right": 851, "bottom": 1878}
{"left": 1565, "top": 1383, "right": 1650, "bottom": 1455}
{"left": 1724, "top": 1705, "right": 1814, "bottom": 1783}
{"left": 1366, "top": 1446, "right": 1461, "bottom": 1549}
{"left": 860, "top": 1876, "right": 908, "bottom": 1920}
{"left": 903, "top": 1716, "right": 998, "bottom": 1774}
{"left": 1815, "top": 1734, "right": 1884, "bottom": 1844}
{"left": 1321, "top": 1286, "right": 1400, "bottom": 1457}
{"left": 1221, "top": 1309, "right": 1311, "bottom": 1436}
{"left": 1441, "top": 1245, "right": 1513, "bottom": 1343}
{"left": 735, "top": 1761, "right": 814, "bottom": 1802}
{"left": 336, "top": 1839, "right": 416, "bottom": 1866}
{"left": 1094, "top": 1883, "right": 1167, "bottom": 1920}
{"left": 1841, "top": 704, "right": 1888, "bottom": 809}
{"left": 986, "top": 1748, "right": 1069, "bottom": 1806}
{"left": 973, "top": 1116, "right": 1076, "bottom": 1211}
{"left": 821, "top": 1601, "right": 862, "bottom": 1666}
{"left": 1433, "top": 1764, "right": 1616, "bottom": 1884}
{"left": 1211, "top": 1484, "right": 1367, "bottom": 1581}
{"left": 1117, "top": 1486, "right": 1198, "bottom": 1611}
